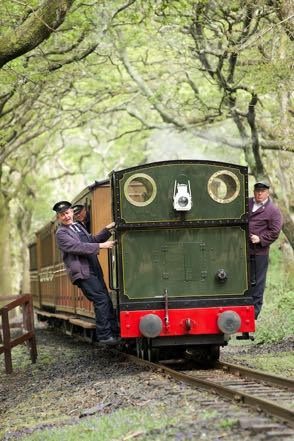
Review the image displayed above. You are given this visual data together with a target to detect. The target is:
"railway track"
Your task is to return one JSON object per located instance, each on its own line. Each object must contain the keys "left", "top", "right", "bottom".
{"left": 126, "top": 353, "right": 294, "bottom": 430}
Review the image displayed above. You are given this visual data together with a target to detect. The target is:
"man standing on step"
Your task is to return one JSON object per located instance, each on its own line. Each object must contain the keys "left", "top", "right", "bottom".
{"left": 53, "top": 200, "right": 120, "bottom": 345}
{"left": 249, "top": 182, "right": 283, "bottom": 319}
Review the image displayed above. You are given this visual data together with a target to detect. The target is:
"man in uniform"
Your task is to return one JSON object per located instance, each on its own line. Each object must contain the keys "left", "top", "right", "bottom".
{"left": 53, "top": 201, "right": 120, "bottom": 344}
{"left": 72, "top": 203, "right": 91, "bottom": 233}
{"left": 249, "top": 181, "right": 283, "bottom": 319}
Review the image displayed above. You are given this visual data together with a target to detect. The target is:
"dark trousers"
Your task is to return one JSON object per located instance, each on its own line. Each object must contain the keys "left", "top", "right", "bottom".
{"left": 250, "top": 254, "right": 269, "bottom": 319}
{"left": 76, "top": 275, "right": 118, "bottom": 340}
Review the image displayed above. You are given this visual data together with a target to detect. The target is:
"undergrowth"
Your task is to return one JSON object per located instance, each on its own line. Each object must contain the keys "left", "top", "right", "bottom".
{"left": 253, "top": 240, "right": 294, "bottom": 344}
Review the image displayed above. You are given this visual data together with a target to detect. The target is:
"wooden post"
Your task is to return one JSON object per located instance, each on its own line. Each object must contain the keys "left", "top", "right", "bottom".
{"left": 0, "top": 294, "right": 37, "bottom": 374}
{"left": 2, "top": 307, "right": 12, "bottom": 374}
{"left": 23, "top": 297, "right": 37, "bottom": 363}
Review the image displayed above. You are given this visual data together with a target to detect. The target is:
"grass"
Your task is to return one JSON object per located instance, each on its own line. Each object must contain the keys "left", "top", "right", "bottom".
{"left": 235, "top": 352, "right": 294, "bottom": 377}
{"left": 252, "top": 240, "right": 294, "bottom": 344}
{"left": 16, "top": 404, "right": 231, "bottom": 441}
{"left": 218, "top": 418, "right": 237, "bottom": 429}
{"left": 1, "top": 339, "right": 75, "bottom": 372}
{"left": 20, "top": 407, "right": 167, "bottom": 441}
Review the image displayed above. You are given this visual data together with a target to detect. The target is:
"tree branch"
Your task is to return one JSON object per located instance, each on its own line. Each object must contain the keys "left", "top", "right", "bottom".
{"left": 0, "top": 0, "right": 75, "bottom": 68}
{"left": 119, "top": 45, "right": 185, "bottom": 128}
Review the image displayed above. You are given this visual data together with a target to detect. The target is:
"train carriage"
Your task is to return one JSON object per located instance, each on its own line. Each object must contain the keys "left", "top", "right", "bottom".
{"left": 31, "top": 180, "right": 113, "bottom": 333}
{"left": 31, "top": 160, "right": 255, "bottom": 362}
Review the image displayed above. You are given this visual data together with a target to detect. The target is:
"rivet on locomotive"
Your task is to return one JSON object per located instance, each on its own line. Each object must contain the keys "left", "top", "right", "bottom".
{"left": 30, "top": 160, "right": 255, "bottom": 363}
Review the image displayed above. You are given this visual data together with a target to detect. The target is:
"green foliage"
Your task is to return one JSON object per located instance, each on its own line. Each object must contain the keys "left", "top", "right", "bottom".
{"left": 254, "top": 243, "right": 294, "bottom": 344}
{"left": 237, "top": 352, "right": 294, "bottom": 377}
{"left": 218, "top": 419, "right": 237, "bottom": 429}
{"left": 0, "top": 0, "right": 293, "bottom": 295}
{"left": 16, "top": 402, "right": 228, "bottom": 441}
{"left": 246, "top": 62, "right": 293, "bottom": 94}
{"left": 255, "top": 294, "right": 293, "bottom": 344}
{"left": 20, "top": 407, "right": 169, "bottom": 441}
{"left": 0, "top": 340, "right": 74, "bottom": 371}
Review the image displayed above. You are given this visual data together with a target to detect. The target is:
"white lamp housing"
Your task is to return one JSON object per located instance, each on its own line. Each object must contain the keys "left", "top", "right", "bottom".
{"left": 173, "top": 181, "right": 192, "bottom": 211}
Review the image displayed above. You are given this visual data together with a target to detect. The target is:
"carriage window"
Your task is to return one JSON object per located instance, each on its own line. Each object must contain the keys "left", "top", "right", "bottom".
{"left": 124, "top": 173, "right": 157, "bottom": 206}
{"left": 208, "top": 170, "right": 240, "bottom": 204}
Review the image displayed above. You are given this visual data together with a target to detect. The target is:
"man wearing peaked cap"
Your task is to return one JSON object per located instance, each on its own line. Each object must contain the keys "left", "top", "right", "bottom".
{"left": 72, "top": 204, "right": 91, "bottom": 233}
{"left": 72, "top": 204, "right": 84, "bottom": 215}
{"left": 52, "top": 201, "right": 72, "bottom": 213}
{"left": 52, "top": 200, "right": 119, "bottom": 345}
{"left": 254, "top": 181, "right": 270, "bottom": 189}
{"left": 248, "top": 180, "right": 282, "bottom": 320}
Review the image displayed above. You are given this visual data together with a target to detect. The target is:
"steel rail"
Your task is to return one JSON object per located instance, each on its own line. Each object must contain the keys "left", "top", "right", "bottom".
{"left": 124, "top": 353, "right": 294, "bottom": 427}
{"left": 217, "top": 361, "right": 294, "bottom": 390}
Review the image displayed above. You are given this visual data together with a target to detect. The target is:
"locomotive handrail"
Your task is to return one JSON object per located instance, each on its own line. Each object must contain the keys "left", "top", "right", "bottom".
{"left": 0, "top": 294, "right": 37, "bottom": 374}
{"left": 108, "top": 248, "right": 119, "bottom": 291}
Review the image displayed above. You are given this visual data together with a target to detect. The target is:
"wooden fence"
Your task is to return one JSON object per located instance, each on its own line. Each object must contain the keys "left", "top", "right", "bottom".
{"left": 0, "top": 294, "right": 37, "bottom": 374}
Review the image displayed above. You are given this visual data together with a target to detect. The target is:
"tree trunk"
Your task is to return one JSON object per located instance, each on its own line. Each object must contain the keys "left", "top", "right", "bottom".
{"left": 18, "top": 210, "right": 33, "bottom": 295}
{"left": 0, "top": 199, "right": 13, "bottom": 296}
{"left": 275, "top": 43, "right": 294, "bottom": 251}
{"left": 0, "top": 0, "right": 75, "bottom": 68}
{"left": 272, "top": 0, "right": 294, "bottom": 41}
{"left": 279, "top": 204, "right": 294, "bottom": 250}
{"left": 20, "top": 242, "right": 31, "bottom": 295}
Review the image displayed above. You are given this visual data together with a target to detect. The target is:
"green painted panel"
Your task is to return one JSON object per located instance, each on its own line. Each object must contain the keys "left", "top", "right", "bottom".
{"left": 122, "top": 227, "right": 248, "bottom": 299}
{"left": 119, "top": 163, "right": 246, "bottom": 223}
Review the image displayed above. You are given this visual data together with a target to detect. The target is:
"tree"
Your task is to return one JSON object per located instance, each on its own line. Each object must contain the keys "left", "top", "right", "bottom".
{"left": 270, "top": 0, "right": 294, "bottom": 41}
{"left": 0, "top": 0, "right": 293, "bottom": 296}
{"left": 185, "top": 1, "right": 294, "bottom": 247}
{"left": 102, "top": 0, "right": 294, "bottom": 248}
{"left": 0, "top": 0, "right": 78, "bottom": 295}
{"left": 0, "top": 0, "right": 140, "bottom": 295}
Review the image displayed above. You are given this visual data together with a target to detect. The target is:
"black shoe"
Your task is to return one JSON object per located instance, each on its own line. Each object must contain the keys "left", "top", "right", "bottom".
{"left": 99, "top": 336, "right": 121, "bottom": 345}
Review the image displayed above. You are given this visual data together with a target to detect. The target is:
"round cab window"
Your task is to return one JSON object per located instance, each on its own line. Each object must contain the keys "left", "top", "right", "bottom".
{"left": 208, "top": 170, "right": 240, "bottom": 204}
{"left": 124, "top": 173, "right": 157, "bottom": 206}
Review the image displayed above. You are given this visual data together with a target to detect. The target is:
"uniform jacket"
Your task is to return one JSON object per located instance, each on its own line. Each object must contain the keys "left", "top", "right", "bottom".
{"left": 249, "top": 197, "right": 283, "bottom": 255}
{"left": 56, "top": 224, "right": 111, "bottom": 283}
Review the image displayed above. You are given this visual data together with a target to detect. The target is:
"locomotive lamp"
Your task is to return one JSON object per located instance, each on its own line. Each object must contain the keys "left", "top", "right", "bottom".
{"left": 173, "top": 181, "right": 192, "bottom": 211}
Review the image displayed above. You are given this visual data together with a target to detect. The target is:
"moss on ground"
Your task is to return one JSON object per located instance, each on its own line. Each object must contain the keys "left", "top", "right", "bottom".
{"left": 14, "top": 403, "right": 238, "bottom": 441}
{"left": 232, "top": 351, "right": 294, "bottom": 377}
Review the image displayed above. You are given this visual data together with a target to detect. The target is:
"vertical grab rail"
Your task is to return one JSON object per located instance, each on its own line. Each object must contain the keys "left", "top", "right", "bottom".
{"left": 0, "top": 294, "right": 37, "bottom": 374}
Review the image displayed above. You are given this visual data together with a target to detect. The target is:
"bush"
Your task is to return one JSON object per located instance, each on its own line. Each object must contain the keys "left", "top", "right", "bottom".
{"left": 254, "top": 242, "right": 294, "bottom": 344}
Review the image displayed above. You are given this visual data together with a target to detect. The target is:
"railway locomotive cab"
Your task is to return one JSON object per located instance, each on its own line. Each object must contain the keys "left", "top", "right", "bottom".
{"left": 30, "top": 160, "right": 255, "bottom": 364}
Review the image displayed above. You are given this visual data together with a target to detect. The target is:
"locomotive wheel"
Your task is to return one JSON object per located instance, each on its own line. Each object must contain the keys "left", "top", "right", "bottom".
{"left": 135, "top": 340, "right": 141, "bottom": 358}
{"left": 210, "top": 345, "right": 220, "bottom": 362}
{"left": 136, "top": 339, "right": 159, "bottom": 361}
{"left": 136, "top": 338, "right": 147, "bottom": 359}
{"left": 185, "top": 344, "right": 220, "bottom": 367}
{"left": 147, "top": 347, "right": 159, "bottom": 363}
